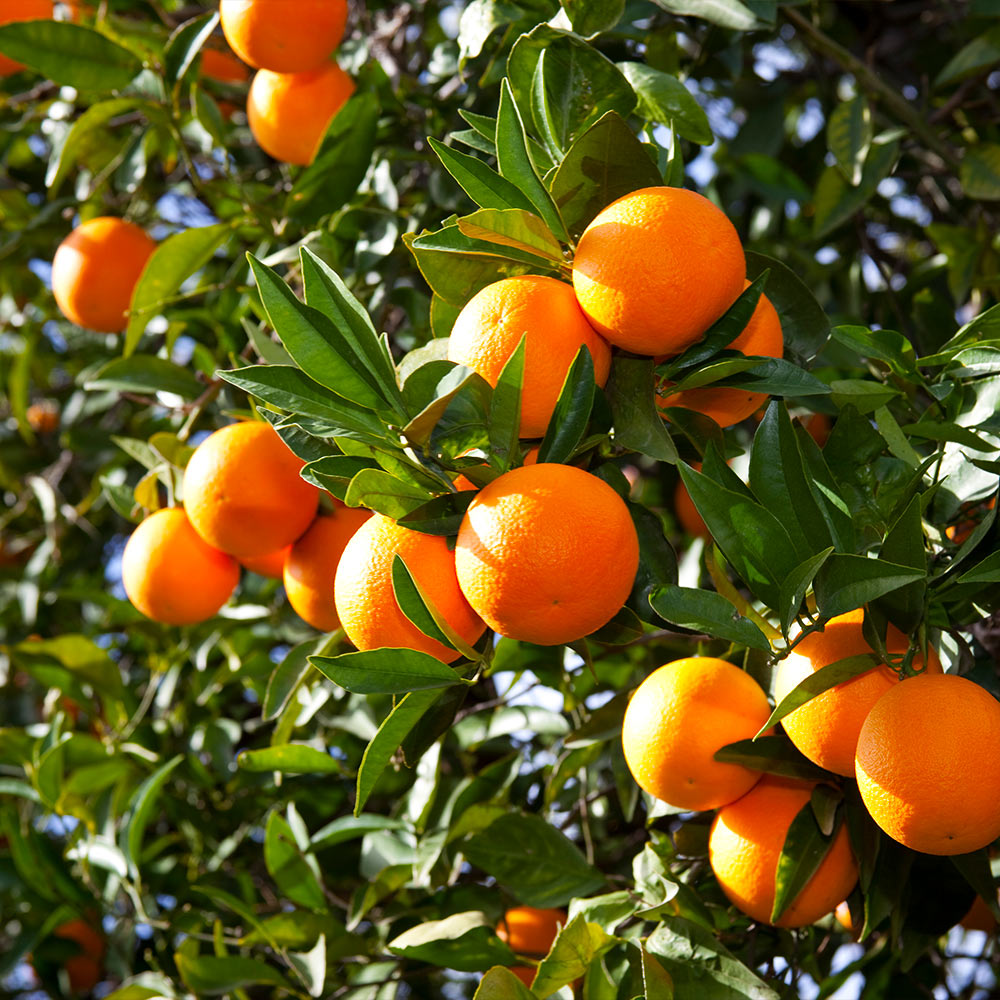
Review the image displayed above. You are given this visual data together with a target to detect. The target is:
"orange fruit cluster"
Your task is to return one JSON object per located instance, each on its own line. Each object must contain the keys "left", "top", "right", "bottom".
{"left": 219, "top": 0, "right": 355, "bottom": 165}
{"left": 122, "top": 420, "right": 367, "bottom": 631}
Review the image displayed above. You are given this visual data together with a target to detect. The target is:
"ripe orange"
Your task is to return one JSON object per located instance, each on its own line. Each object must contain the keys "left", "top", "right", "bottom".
{"left": 334, "top": 513, "right": 486, "bottom": 663}
{"left": 774, "top": 610, "right": 941, "bottom": 777}
{"left": 0, "top": 0, "right": 53, "bottom": 75}
{"left": 657, "top": 282, "right": 783, "bottom": 428}
{"left": 455, "top": 464, "right": 639, "bottom": 646}
{"left": 946, "top": 496, "right": 997, "bottom": 544}
{"left": 447, "top": 276, "right": 612, "bottom": 438}
{"left": 961, "top": 894, "right": 997, "bottom": 933}
{"left": 238, "top": 545, "right": 290, "bottom": 580}
{"left": 497, "top": 906, "right": 566, "bottom": 988}
{"left": 247, "top": 62, "right": 355, "bottom": 166}
{"left": 709, "top": 776, "right": 859, "bottom": 928}
{"left": 283, "top": 507, "right": 372, "bottom": 631}
{"left": 51, "top": 217, "right": 155, "bottom": 333}
{"left": 856, "top": 673, "right": 1000, "bottom": 855}
{"left": 834, "top": 900, "right": 861, "bottom": 938}
{"left": 200, "top": 46, "right": 250, "bottom": 84}
{"left": 182, "top": 421, "right": 319, "bottom": 559}
{"left": 219, "top": 0, "right": 347, "bottom": 72}
{"left": 802, "top": 412, "right": 831, "bottom": 447}
{"left": 571, "top": 186, "right": 745, "bottom": 357}
{"left": 621, "top": 657, "right": 771, "bottom": 811}
{"left": 121, "top": 508, "right": 239, "bottom": 625}
{"left": 26, "top": 400, "right": 60, "bottom": 434}
{"left": 50, "top": 919, "right": 104, "bottom": 993}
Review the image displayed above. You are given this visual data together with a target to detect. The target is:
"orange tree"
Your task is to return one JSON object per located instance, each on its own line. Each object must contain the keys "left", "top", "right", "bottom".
{"left": 3, "top": 1, "right": 1000, "bottom": 998}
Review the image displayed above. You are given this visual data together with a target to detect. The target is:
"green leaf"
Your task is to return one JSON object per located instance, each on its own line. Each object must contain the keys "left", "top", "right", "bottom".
{"left": 399, "top": 491, "right": 478, "bottom": 536}
{"left": 829, "top": 378, "right": 900, "bottom": 414}
{"left": 488, "top": 334, "right": 526, "bottom": 471}
{"left": 343, "top": 468, "right": 432, "bottom": 520}
{"left": 217, "top": 366, "right": 389, "bottom": 441}
{"left": 961, "top": 144, "right": 1000, "bottom": 201}
{"left": 532, "top": 915, "right": 617, "bottom": 996}
{"left": 497, "top": 80, "right": 569, "bottom": 242}
{"left": 175, "top": 953, "right": 292, "bottom": 994}
{"left": 678, "top": 462, "right": 800, "bottom": 610}
{"left": 428, "top": 137, "right": 537, "bottom": 213}
{"left": 247, "top": 254, "right": 389, "bottom": 413}
{"left": 812, "top": 139, "right": 899, "bottom": 237}
{"left": 299, "top": 248, "right": 401, "bottom": 408}
{"left": 619, "top": 62, "right": 712, "bottom": 144}
{"left": 0, "top": 20, "right": 142, "bottom": 90}
{"left": 714, "top": 735, "right": 830, "bottom": 782}
{"left": 163, "top": 11, "right": 218, "bottom": 86}
{"left": 772, "top": 802, "right": 840, "bottom": 923}
{"left": 550, "top": 110, "right": 663, "bottom": 241}
{"left": 301, "top": 455, "right": 379, "bottom": 502}
{"left": 311, "top": 814, "right": 404, "bottom": 850}
{"left": 778, "top": 548, "right": 834, "bottom": 638}
{"left": 650, "top": 0, "right": 760, "bottom": 29}
{"left": 831, "top": 325, "right": 919, "bottom": 381}
{"left": 238, "top": 745, "right": 341, "bottom": 774}
{"left": 125, "top": 223, "right": 230, "bottom": 355}
{"left": 463, "top": 813, "right": 606, "bottom": 907}
{"left": 745, "top": 251, "right": 831, "bottom": 364}
{"left": 646, "top": 916, "right": 779, "bottom": 1000}
{"left": 607, "top": 356, "right": 678, "bottom": 462}
{"left": 749, "top": 402, "right": 836, "bottom": 558}
{"left": 287, "top": 93, "right": 378, "bottom": 219}
{"left": 649, "top": 585, "right": 772, "bottom": 651}
{"left": 689, "top": 357, "right": 831, "bottom": 397}
{"left": 537, "top": 346, "right": 597, "bottom": 464}
{"left": 355, "top": 689, "right": 443, "bottom": 814}
{"left": 12, "top": 634, "right": 122, "bottom": 695}
{"left": 957, "top": 549, "right": 1000, "bottom": 584}
{"left": 263, "top": 637, "right": 326, "bottom": 723}
{"left": 473, "top": 967, "right": 536, "bottom": 1000}
{"left": 813, "top": 555, "right": 925, "bottom": 618}
{"left": 627, "top": 503, "right": 679, "bottom": 626}
{"left": 46, "top": 97, "right": 147, "bottom": 192}
{"left": 84, "top": 356, "right": 203, "bottom": 399}
{"left": 641, "top": 946, "right": 675, "bottom": 1000}
{"left": 559, "top": 0, "right": 624, "bottom": 36}
{"left": 826, "top": 96, "right": 872, "bottom": 186}
{"left": 388, "top": 912, "right": 518, "bottom": 972}
{"left": 121, "top": 755, "right": 183, "bottom": 880}
{"left": 312, "top": 647, "right": 461, "bottom": 696}
{"left": 934, "top": 24, "right": 1000, "bottom": 88}
{"left": 391, "top": 555, "right": 480, "bottom": 658}
{"left": 457, "top": 208, "right": 565, "bottom": 263}
{"left": 265, "top": 809, "right": 326, "bottom": 911}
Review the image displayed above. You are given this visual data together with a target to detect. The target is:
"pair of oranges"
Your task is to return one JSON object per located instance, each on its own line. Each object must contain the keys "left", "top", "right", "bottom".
{"left": 121, "top": 420, "right": 641, "bottom": 655}
{"left": 621, "top": 611, "right": 1000, "bottom": 929}
{"left": 219, "top": 0, "right": 355, "bottom": 166}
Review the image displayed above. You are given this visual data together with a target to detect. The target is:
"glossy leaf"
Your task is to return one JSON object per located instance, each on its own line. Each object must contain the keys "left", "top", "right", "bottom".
{"left": 388, "top": 912, "right": 517, "bottom": 972}
{"left": 488, "top": 334, "right": 526, "bottom": 472}
{"left": 826, "top": 95, "right": 872, "bottom": 186}
{"left": 607, "top": 356, "right": 678, "bottom": 462}
{"left": 175, "top": 954, "right": 292, "bottom": 994}
{"left": 649, "top": 585, "right": 771, "bottom": 651}
{"left": 714, "top": 736, "right": 829, "bottom": 782}
{"left": 264, "top": 809, "right": 326, "bottom": 911}
{"left": 559, "top": 0, "right": 625, "bottom": 35}
{"left": 537, "top": 346, "right": 597, "bottom": 464}
{"left": 532, "top": 916, "right": 617, "bottom": 996}
{"left": 428, "top": 137, "right": 537, "bottom": 213}
{"left": 238, "top": 745, "right": 342, "bottom": 774}
{"left": 620, "top": 62, "right": 712, "bottom": 144}
{"left": 84, "top": 356, "right": 204, "bottom": 399}
{"left": 772, "top": 802, "right": 839, "bottom": 923}
{"left": 457, "top": 208, "right": 565, "bottom": 262}
{"left": 814, "top": 555, "right": 925, "bottom": 618}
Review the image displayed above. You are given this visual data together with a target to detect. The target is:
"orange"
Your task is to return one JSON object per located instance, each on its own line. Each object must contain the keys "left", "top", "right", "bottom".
{"left": 26, "top": 400, "right": 59, "bottom": 434}
{"left": 834, "top": 900, "right": 860, "bottom": 938}
{"left": 571, "top": 186, "right": 745, "bottom": 357}
{"left": 238, "top": 545, "right": 290, "bottom": 580}
{"left": 247, "top": 62, "right": 355, "bottom": 166}
{"left": 946, "top": 496, "right": 997, "bottom": 544}
{"left": 447, "top": 276, "right": 612, "bottom": 438}
{"left": 657, "top": 282, "right": 783, "bottom": 428}
{"left": 182, "top": 421, "right": 319, "bottom": 559}
{"left": 621, "top": 657, "right": 771, "bottom": 811}
{"left": 856, "top": 673, "right": 1000, "bottom": 855}
{"left": 674, "top": 472, "right": 707, "bottom": 539}
{"left": 0, "top": 0, "right": 53, "bottom": 75}
{"left": 200, "top": 46, "right": 250, "bottom": 84}
{"left": 45, "top": 919, "right": 104, "bottom": 993}
{"left": 709, "top": 776, "right": 859, "bottom": 928}
{"left": 455, "top": 464, "right": 639, "bottom": 646}
{"left": 802, "top": 412, "right": 831, "bottom": 447}
{"left": 283, "top": 507, "right": 372, "bottom": 631}
{"left": 334, "top": 513, "right": 486, "bottom": 663}
{"left": 121, "top": 508, "right": 239, "bottom": 625}
{"left": 961, "top": 894, "right": 997, "bottom": 933}
{"left": 774, "top": 610, "right": 941, "bottom": 777}
{"left": 51, "top": 217, "right": 155, "bottom": 333}
{"left": 219, "top": 0, "right": 347, "bottom": 72}
{"left": 497, "top": 906, "right": 566, "bottom": 988}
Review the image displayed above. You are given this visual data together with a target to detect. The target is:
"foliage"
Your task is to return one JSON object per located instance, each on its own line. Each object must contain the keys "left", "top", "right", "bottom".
{"left": 3, "top": 1, "right": 1000, "bottom": 998}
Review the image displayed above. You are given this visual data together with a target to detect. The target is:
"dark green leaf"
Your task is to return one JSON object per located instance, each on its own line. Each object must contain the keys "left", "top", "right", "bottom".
{"left": 301, "top": 455, "right": 379, "bottom": 502}
{"left": 391, "top": 555, "right": 462, "bottom": 653}
{"left": 464, "top": 813, "right": 606, "bottom": 907}
{"left": 121, "top": 755, "right": 183, "bottom": 880}
{"left": 537, "top": 346, "right": 597, "bottom": 463}
{"left": 264, "top": 809, "right": 326, "bottom": 911}
{"left": 488, "top": 334, "right": 526, "bottom": 471}
{"left": 163, "top": 11, "right": 218, "bottom": 86}
{"left": 649, "top": 585, "right": 772, "bottom": 651}
{"left": 813, "top": 139, "right": 899, "bottom": 237}
{"left": 343, "top": 468, "right": 432, "bottom": 520}
{"left": 962, "top": 144, "right": 1000, "bottom": 201}
{"left": 826, "top": 95, "right": 872, "bottom": 186}
{"left": 772, "top": 802, "right": 839, "bottom": 923}
{"left": 935, "top": 24, "right": 1000, "bottom": 88}
{"left": 559, "top": 0, "right": 624, "bottom": 35}
{"left": 628, "top": 504, "right": 679, "bottom": 625}
{"left": 175, "top": 954, "right": 291, "bottom": 994}
{"left": 0, "top": 20, "right": 142, "bottom": 90}
{"left": 428, "top": 137, "right": 537, "bottom": 213}
{"left": 778, "top": 548, "right": 834, "bottom": 638}
{"left": 399, "top": 490, "right": 478, "bottom": 536}
{"left": 714, "top": 736, "right": 830, "bottom": 782}
{"left": 125, "top": 223, "right": 230, "bottom": 355}
{"left": 814, "top": 555, "right": 925, "bottom": 618}
{"left": 607, "top": 356, "right": 678, "bottom": 462}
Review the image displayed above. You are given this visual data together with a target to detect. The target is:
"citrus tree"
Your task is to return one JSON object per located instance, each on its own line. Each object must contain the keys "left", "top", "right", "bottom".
{"left": 3, "top": 1, "right": 1000, "bottom": 998}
